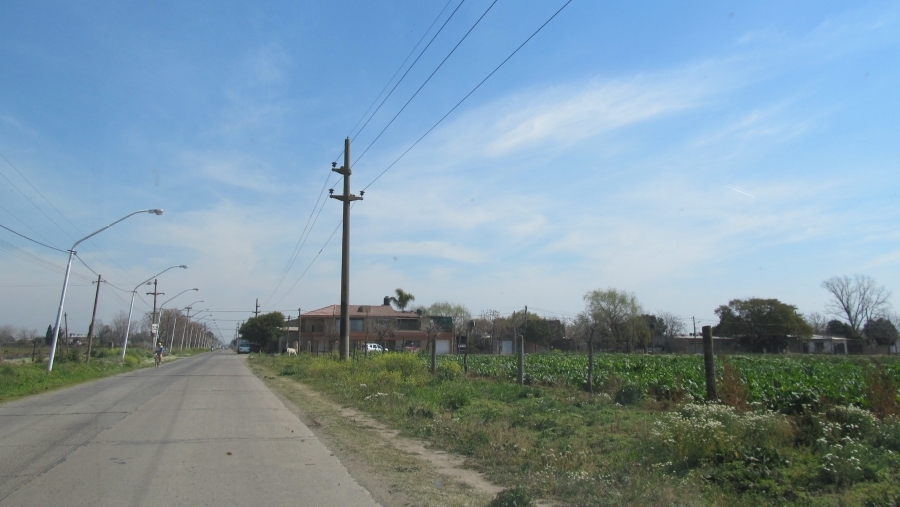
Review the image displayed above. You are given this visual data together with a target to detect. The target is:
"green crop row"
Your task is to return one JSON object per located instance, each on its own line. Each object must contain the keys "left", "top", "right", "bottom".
{"left": 420, "top": 353, "right": 900, "bottom": 413}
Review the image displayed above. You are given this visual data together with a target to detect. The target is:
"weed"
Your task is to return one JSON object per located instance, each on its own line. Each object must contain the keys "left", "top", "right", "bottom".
{"left": 614, "top": 382, "right": 643, "bottom": 406}
{"left": 867, "top": 362, "right": 900, "bottom": 418}
{"left": 488, "top": 487, "right": 533, "bottom": 507}
{"left": 718, "top": 356, "right": 749, "bottom": 412}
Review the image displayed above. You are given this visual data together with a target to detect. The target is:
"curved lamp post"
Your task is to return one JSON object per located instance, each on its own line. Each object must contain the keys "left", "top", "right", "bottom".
{"left": 171, "top": 300, "right": 203, "bottom": 351}
{"left": 121, "top": 264, "right": 188, "bottom": 360}
{"left": 48, "top": 209, "right": 164, "bottom": 372}
{"left": 155, "top": 288, "right": 199, "bottom": 346}
{"left": 189, "top": 313, "right": 212, "bottom": 348}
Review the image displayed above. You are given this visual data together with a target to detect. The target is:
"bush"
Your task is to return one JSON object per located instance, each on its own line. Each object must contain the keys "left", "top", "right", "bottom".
{"left": 123, "top": 355, "right": 140, "bottom": 368}
{"left": 614, "top": 382, "right": 643, "bottom": 405}
{"left": 436, "top": 361, "right": 463, "bottom": 382}
{"left": 489, "top": 487, "right": 533, "bottom": 507}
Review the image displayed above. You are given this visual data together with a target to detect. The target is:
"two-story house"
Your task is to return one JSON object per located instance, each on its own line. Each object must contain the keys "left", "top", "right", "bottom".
{"left": 287, "top": 297, "right": 455, "bottom": 354}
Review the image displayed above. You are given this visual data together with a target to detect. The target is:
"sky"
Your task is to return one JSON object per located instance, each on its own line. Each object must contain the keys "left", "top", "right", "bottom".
{"left": 1, "top": 0, "right": 899, "bottom": 342}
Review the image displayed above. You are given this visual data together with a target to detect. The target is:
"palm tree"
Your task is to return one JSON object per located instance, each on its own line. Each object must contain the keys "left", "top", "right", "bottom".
{"left": 391, "top": 288, "right": 415, "bottom": 312}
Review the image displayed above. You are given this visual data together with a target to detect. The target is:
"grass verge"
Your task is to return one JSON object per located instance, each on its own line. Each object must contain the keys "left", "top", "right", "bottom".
{"left": 0, "top": 347, "right": 209, "bottom": 403}
{"left": 257, "top": 353, "right": 900, "bottom": 507}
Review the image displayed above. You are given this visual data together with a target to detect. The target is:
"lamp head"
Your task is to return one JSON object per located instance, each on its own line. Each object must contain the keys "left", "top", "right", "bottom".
{"left": 191, "top": 288, "right": 199, "bottom": 291}
{"left": 149, "top": 209, "right": 164, "bottom": 215}
{"left": 179, "top": 265, "right": 188, "bottom": 269}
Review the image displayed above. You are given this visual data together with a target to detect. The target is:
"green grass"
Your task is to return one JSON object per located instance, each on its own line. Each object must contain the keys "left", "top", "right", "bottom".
{"left": 260, "top": 353, "right": 900, "bottom": 506}
{"left": 0, "top": 347, "right": 210, "bottom": 403}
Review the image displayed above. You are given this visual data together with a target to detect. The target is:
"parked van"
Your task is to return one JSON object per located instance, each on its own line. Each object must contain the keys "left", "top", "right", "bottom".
{"left": 363, "top": 343, "right": 386, "bottom": 353}
{"left": 237, "top": 339, "right": 251, "bottom": 354}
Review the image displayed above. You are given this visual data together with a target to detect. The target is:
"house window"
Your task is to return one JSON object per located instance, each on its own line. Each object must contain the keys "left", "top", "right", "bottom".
{"left": 397, "top": 319, "right": 419, "bottom": 331}
{"left": 335, "top": 318, "right": 364, "bottom": 332}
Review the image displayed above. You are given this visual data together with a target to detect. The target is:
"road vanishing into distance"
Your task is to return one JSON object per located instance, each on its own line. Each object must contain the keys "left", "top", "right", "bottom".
{"left": 0, "top": 351, "right": 381, "bottom": 507}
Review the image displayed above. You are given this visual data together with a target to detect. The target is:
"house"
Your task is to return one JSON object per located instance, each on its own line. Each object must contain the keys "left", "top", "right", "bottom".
{"left": 787, "top": 334, "right": 849, "bottom": 355}
{"left": 285, "top": 297, "right": 455, "bottom": 354}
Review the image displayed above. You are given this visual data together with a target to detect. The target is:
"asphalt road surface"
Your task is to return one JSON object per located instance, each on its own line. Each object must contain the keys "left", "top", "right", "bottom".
{"left": 0, "top": 351, "right": 381, "bottom": 507}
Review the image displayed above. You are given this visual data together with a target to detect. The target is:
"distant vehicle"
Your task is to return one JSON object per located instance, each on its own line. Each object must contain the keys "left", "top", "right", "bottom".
{"left": 237, "top": 340, "right": 250, "bottom": 354}
{"left": 363, "top": 343, "right": 386, "bottom": 353}
{"left": 403, "top": 341, "right": 421, "bottom": 352}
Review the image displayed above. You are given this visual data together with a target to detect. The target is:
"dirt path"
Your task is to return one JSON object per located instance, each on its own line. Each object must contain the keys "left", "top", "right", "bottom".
{"left": 249, "top": 359, "right": 506, "bottom": 507}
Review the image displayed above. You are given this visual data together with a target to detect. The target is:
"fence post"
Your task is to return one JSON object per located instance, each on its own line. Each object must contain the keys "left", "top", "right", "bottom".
{"left": 702, "top": 325, "right": 717, "bottom": 401}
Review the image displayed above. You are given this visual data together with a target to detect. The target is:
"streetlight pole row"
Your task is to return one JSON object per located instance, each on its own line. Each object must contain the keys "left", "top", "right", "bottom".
{"left": 48, "top": 209, "right": 164, "bottom": 372}
{"left": 121, "top": 264, "right": 188, "bottom": 360}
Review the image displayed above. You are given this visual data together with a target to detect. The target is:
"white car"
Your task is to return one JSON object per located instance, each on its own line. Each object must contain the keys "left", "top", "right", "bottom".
{"left": 364, "top": 343, "right": 386, "bottom": 353}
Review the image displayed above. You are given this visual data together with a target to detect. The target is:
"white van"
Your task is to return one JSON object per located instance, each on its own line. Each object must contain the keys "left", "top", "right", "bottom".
{"left": 364, "top": 343, "right": 386, "bottom": 353}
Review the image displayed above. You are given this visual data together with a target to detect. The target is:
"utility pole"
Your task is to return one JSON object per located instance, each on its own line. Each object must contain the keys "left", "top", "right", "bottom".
{"left": 297, "top": 307, "right": 302, "bottom": 352}
{"left": 85, "top": 274, "right": 102, "bottom": 364}
{"left": 180, "top": 306, "right": 193, "bottom": 350}
{"left": 147, "top": 280, "right": 164, "bottom": 348}
{"left": 329, "top": 137, "right": 363, "bottom": 361}
{"left": 692, "top": 316, "right": 697, "bottom": 337}
{"left": 254, "top": 298, "right": 260, "bottom": 317}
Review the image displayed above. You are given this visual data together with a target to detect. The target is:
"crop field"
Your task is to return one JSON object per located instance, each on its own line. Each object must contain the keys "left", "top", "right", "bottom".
{"left": 429, "top": 353, "right": 900, "bottom": 413}
{"left": 264, "top": 352, "right": 900, "bottom": 506}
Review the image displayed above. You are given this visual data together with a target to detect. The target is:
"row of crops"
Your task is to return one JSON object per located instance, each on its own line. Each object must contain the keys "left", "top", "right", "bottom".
{"left": 421, "top": 353, "right": 900, "bottom": 412}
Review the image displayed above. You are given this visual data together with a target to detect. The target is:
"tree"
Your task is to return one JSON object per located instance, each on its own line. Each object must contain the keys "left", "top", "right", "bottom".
{"left": 804, "top": 312, "right": 828, "bottom": 336}
{"left": 0, "top": 325, "right": 15, "bottom": 344}
{"left": 656, "top": 311, "right": 686, "bottom": 351}
{"left": 390, "top": 289, "right": 415, "bottom": 312}
{"left": 239, "top": 312, "right": 285, "bottom": 351}
{"left": 44, "top": 325, "right": 54, "bottom": 346}
{"left": 863, "top": 318, "right": 900, "bottom": 346}
{"left": 713, "top": 298, "right": 812, "bottom": 353}
{"left": 426, "top": 301, "right": 472, "bottom": 336}
{"left": 584, "top": 288, "right": 641, "bottom": 352}
{"left": 522, "top": 314, "right": 553, "bottom": 349}
{"left": 826, "top": 319, "right": 857, "bottom": 339}
{"left": 822, "top": 275, "right": 892, "bottom": 334}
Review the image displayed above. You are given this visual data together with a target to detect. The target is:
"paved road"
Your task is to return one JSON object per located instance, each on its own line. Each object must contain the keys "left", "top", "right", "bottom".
{"left": 0, "top": 351, "right": 381, "bottom": 507}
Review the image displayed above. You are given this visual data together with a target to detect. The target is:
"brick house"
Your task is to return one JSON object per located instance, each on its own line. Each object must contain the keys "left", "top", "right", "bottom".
{"left": 285, "top": 297, "right": 455, "bottom": 354}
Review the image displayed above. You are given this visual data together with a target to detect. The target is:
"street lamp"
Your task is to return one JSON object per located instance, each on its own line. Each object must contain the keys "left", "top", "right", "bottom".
{"left": 185, "top": 310, "right": 210, "bottom": 349}
{"left": 121, "top": 264, "right": 188, "bottom": 360}
{"left": 48, "top": 209, "right": 164, "bottom": 372}
{"left": 156, "top": 288, "right": 199, "bottom": 334}
{"left": 167, "top": 300, "right": 203, "bottom": 351}
{"left": 178, "top": 302, "right": 204, "bottom": 350}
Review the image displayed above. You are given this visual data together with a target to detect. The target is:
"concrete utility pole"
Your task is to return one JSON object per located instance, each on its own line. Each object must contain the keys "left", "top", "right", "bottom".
{"left": 297, "top": 307, "right": 302, "bottom": 351}
{"left": 254, "top": 299, "right": 260, "bottom": 317}
{"left": 147, "top": 280, "right": 164, "bottom": 348}
{"left": 329, "top": 138, "right": 363, "bottom": 361}
{"left": 85, "top": 274, "right": 102, "bottom": 364}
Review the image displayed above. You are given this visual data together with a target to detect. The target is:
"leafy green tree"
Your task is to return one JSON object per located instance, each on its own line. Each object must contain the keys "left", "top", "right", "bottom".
{"left": 584, "top": 288, "right": 641, "bottom": 352}
{"left": 426, "top": 301, "right": 472, "bottom": 336}
{"left": 713, "top": 298, "right": 812, "bottom": 353}
{"left": 239, "top": 312, "right": 285, "bottom": 350}
{"left": 522, "top": 314, "right": 553, "bottom": 348}
{"left": 826, "top": 319, "right": 858, "bottom": 339}
{"left": 390, "top": 288, "right": 415, "bottom": 312}
{"left": 863, "top": 318, "right": 899, "bottom": 346}
{"left": 45, "top": 325, "right": 54, "bottom": 345}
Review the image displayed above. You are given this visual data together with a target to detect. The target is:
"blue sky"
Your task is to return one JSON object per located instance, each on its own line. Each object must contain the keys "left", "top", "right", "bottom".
{"left": 1, "top": 1, "right": 898, "bottom": 340}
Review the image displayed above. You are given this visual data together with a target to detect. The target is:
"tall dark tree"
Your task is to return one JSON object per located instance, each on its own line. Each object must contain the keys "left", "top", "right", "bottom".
{"left": 713, "top": 298, "right": 812, "bottom": 353}
{"left": 863, "top": 318, "right": 900, "bottom": 346}
{"left": 44, "top": 325, "right": 54, "bottom": 346}
{"left": 239, "top": 312, "right": 285, "bottom": 350}
{"left": 826, "top": 319, "right": 858, "bottom": 339}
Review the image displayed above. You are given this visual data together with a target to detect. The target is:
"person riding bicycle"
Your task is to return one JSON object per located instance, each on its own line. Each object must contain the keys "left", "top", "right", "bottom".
{"left": 155, "top": 342, "right": 164, "bottom": 367}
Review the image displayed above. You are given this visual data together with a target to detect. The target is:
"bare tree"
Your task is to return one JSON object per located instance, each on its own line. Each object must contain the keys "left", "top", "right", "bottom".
{"left": 16, "top": 328, "right": 39, "bottom": 343}
{"left": 804, "top": 312, "right": 828, "bottom": 336}
{"left": 426, "top": 301, "right": 472, "bottom": 337}
{"left": 656, "top": 312, "right": 686, "bottom": 352}
{"left": 0, "top": 325, "right": 16, "bottom": 344}
{"left": 822, "top": 275, "right": 892, "bottom": 334}
{"left": 110, "top": 311, "right": 131, "bottom": 346}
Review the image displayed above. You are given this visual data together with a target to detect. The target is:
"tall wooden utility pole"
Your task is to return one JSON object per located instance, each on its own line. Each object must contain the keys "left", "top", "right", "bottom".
{"left": 254, "top": 298, "right": 260, "bottom": 317}
{"left": 85, "top": 274, "right": 102, "bottom": 363}
{"left": 329, "top": 138, "right": 363, "bottom": 360}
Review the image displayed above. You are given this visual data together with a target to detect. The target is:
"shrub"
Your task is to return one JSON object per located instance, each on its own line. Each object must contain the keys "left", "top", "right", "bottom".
{"left": 718, "top": 356, "right": 749, "bottom": 411}
{"left": 867, "top": 363, "right": 900, "bottom": 418}
{"left": 489, "top": 487, "right": 533, "bottom": 507}
{"left": 123, "top": 355, "right": 139, "bottom": 368}
{"left": 614, "top": 382, "right": 643, "bottom": 406}
{"left": 436, "top": 361, "right": 463, "bottom": 382}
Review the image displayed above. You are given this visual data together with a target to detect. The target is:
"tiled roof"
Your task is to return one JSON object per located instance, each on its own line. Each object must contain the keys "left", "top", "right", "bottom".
{"left": 301, "top": 304, "right": 420, "bottom": 318}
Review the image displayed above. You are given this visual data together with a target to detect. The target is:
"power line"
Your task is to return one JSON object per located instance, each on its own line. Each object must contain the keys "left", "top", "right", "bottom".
{"left": 264, "top": 2, "right": 460, "bottom": 307}
{"left": 0, "top": 223, "right": 67, "bottom": 253}
{"left": 363, "top": 0, "right": 573, "bottom": 191}
{"left": 354, "top": 0, "right": 498, "bottom": 166}
{"left": 349, "top": 0, "right": 466, "bottom": 156}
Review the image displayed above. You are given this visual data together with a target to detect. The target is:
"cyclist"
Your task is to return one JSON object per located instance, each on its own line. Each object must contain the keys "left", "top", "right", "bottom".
{"left": 155, "top": 342, "right": 164, "bottom": 367}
